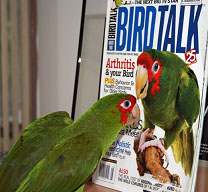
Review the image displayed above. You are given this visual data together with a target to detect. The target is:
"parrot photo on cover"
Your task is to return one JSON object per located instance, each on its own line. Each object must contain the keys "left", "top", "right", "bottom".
{"left": 0, "top": 93, "right": 140, "bottom": 192}
{"left": 135, "top": 49, "right": 200, "bottom": 176}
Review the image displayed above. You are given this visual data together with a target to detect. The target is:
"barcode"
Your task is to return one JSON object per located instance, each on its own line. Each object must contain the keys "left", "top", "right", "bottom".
{"left": 98, "top": 163, "right": 115, "bottom": 180}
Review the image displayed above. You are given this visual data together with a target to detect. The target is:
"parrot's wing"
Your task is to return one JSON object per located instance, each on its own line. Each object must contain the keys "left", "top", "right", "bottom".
{"left": 16, "top": 134, "right": 102, "bottom": 192}
{"left": 177, "top": 67, "right": 200, "bottom": 128}
{"left": 171, "top": 67, "right": 200, "bottom": 175}
{"left": 171, "top": 128, "right": 194, "bottom": 176}
{"left": 0, "top": 111, "right": 73, "bottom": 192}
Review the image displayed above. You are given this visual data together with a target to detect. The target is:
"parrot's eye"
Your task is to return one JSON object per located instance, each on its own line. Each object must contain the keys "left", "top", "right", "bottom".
{"left": 121, "top": 100, "right": 131, "bottom": 109}
{"left": 152, "top": 61, "right": 160, "bottom": 74}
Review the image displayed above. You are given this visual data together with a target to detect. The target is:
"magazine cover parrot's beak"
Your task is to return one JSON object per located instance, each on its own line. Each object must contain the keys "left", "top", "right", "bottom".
{"left": 136, "top": 65, "right": 148, "bottom": 100}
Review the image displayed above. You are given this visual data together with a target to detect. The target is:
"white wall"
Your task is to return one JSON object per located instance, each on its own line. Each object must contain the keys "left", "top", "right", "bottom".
{"left": 37, "top": 0, "right": 82, "bottom": 116}
{"left": 37, "top": 0, "right": 108, "bottom": 119}
{"left": 74, "top": 0, "right": 107, "bottom": 119}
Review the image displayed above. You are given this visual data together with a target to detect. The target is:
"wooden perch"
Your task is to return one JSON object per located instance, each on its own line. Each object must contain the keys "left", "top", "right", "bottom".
{"left": 134, "top": 137, "right": 180, "bottom": 186}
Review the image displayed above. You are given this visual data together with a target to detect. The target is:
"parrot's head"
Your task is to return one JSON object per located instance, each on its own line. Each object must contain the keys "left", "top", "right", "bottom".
{"left": 136, "top": 49, "right": 164, "bottom": 100}
{"left": 115, "top": 94, "right": 140, "bottom": 127}
{"left": 79, "top": 93, "right": 140, "bottom": 149}
{"left": 95, "top": 93, "right": 140, "bottom": 128}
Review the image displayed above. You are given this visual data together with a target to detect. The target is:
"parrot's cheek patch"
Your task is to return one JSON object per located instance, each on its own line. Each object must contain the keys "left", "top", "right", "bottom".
{"left": 151, "top": 80, "right": 161, "bottom": 97}
{"left": 120, "top": 114, "right": 129, "bottom": 126}
{"left": 117, "top": 95, "right": 137, "bottom": 126}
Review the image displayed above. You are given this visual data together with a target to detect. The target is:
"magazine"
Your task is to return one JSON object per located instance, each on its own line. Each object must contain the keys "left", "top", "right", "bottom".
{"left": 92, "top": 0, "right": 208, "bottom": 192}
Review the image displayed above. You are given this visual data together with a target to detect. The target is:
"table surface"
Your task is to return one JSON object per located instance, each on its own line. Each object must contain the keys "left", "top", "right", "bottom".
{"left": 84, "top": 181, "right": 118, "bottom": 192}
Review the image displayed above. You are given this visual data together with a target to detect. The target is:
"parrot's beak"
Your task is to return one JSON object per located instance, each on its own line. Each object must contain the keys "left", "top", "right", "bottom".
{"left": 126, "top": 103, "right": 140, "bottom": 127}
{"left": 136, "top": 65, "right": 148, "bottom": 99}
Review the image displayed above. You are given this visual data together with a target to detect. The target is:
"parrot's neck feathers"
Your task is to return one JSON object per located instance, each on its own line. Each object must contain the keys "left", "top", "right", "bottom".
{"left": 58, "top": 111, "right": 123, "bottom": 154}
{"left": 57, "top": 94, "right": 136, "bottom": 153}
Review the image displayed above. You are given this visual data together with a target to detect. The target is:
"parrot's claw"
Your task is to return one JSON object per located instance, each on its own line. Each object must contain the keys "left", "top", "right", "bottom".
{"left": 138, "top": 128, "right": 155, "bottom": 152}
{"left": 164, "top": 162, "right": 169, "bottom": 169}
{"left": 139, "top": 139, "right": 169, "bottom": 165}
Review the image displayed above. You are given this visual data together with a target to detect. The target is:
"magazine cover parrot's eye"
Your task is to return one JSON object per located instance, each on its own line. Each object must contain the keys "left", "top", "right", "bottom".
{"left": 152, "top": 61, "right": 160, "bottom": 74}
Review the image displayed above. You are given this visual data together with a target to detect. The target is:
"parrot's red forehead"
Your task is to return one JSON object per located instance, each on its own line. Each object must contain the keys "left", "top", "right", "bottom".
{"left": 137, "top": 52, "right": 163, "bottom": 97}
{"left": 137, "top": 52, "right": 153, "bottom": 69}
{"left": 117, "top": 95, "right": 136, "bottom": 125}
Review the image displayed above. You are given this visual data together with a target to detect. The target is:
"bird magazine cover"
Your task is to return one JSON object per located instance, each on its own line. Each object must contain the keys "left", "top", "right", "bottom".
{"left": 92, "top": 0, "right": 208, "bottom": 192}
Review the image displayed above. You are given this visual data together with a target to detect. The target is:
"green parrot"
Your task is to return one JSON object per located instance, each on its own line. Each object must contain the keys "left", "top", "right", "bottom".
{"left": 0, "top": 111, "right": 73, "bottom": 192}
{"left": 8, "top": 93, "right": 139, "bottom": 192}
{"left": 135, "top": 49, "right": 200, "bottom": 176}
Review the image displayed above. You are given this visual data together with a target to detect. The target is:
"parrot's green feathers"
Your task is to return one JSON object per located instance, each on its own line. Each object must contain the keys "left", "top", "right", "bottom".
{"left": 0, "top": 111, "right": 73, "bottom": 192}
{"left": 5, "top": 93, "right": 137, "bottom": 192}
{"left": 172, "top": 64, "right": 199, "bottom": 175}
{"left": 16, "top": 134, "right": 102, "bottom": 192}
{"left": 172, "top": 129, "right": 194, "bottom": 175}
{"left": 177, "top": 68, "right": 200, "bottom": 128}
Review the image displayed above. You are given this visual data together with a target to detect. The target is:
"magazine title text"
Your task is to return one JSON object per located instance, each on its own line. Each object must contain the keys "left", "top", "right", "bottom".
{"left": 108, "top": 5, "right": 202, "bottom": 54}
